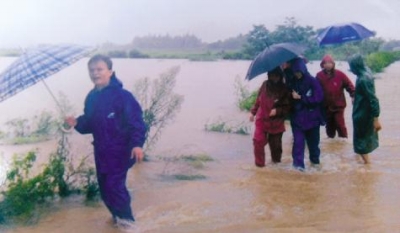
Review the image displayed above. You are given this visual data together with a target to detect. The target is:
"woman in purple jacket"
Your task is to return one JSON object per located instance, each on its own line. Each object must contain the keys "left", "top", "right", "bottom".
{"left": 290, "top": 58, "right": 324, "bottom": 171}
{"left": 65, "top": 55, "right": 146, "bottom": 225}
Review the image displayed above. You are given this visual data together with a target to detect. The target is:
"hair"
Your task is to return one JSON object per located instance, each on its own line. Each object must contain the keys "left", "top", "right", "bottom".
{"left": 88, "top": 54, "right": 113, "bottom": 70}
{"left": 267, "top": 67, "right": 284, "bottom": 78}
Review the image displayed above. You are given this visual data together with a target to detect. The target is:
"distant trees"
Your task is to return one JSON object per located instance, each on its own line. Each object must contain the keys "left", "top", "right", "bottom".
{"left": 131, "top": 34, "right": 204, "bottom": 50}
{"left": 94, "top": 17, "right": 400, "bottom": 63}
{"left": 222, "top": 17, "right": 398, "bottom": 62}
{"left": 207, "top": 34, "right": 247, "bottom": 51}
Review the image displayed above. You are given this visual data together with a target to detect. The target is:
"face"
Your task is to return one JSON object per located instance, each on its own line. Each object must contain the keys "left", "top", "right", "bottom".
{"left": 323, "top": 62, "right": 334, "bottom": 71}
{"left": 88, "top": 61, "right": 112, "bottom": 88}
{"left": 294, "top": 71, "right": 303, "bottom": 79}
{"left": 268, "top": 73, "right": 280, "bottom": 83}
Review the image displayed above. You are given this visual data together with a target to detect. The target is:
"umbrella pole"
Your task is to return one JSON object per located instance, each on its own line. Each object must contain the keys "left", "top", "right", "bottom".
{"left": 41, "top": 79, "right": 65, "bottom": 115}
{"left": 41, "top": 80, "right": 74, "bottom": 133}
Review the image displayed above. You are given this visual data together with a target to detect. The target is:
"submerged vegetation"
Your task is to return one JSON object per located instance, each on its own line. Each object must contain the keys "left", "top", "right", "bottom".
{"left": 0, "top": 111, "right": 58, "bottom": 145}
{"left": 0, "top": 94, "right": 95, "bottom": 225}
{"left": 159, "top": 153, "right": 214, "bottom": 181}
{"left": 0, "top": 134, "right": 98, "bottom": 225}
{"left": 204, "top": 119, "right": 251, "bottom": 135}
{"left": 0, "top": 67, "right": 186, "bottom": 225}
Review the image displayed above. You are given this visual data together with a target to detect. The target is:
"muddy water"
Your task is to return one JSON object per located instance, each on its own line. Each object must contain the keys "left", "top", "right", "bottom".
{"left": 1, "top": 58, "right": 400, "bottom": 232}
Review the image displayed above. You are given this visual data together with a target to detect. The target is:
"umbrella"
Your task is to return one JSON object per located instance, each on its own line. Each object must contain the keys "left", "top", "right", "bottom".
{"left": 245, "top": 43, "right": 307, "bottom": 80}
{"left": 317, "top": 22, "right": 375, "bottom": 46}
{"left": 0, "top": 44, "right": 94, "bottom": 108}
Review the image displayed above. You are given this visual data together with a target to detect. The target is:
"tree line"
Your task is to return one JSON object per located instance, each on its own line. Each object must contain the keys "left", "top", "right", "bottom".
{"left": 96, "top": 17, "right": 400, "bottom": 63}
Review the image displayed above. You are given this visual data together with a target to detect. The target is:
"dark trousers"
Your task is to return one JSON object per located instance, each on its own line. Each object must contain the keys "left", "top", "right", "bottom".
{"left": 253, "top": 132, "right": 283, "bottom": 166}
{"left": 325, "top": 109, "right": 347, "bottom": 138}
{"left": 97, "top": 170, "right": 134, "bottom": 221}
{"left": 292, "top": 126, "right": 320, "bottom": 169}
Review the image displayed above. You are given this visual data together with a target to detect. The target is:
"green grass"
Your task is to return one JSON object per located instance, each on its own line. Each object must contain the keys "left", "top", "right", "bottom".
{"left": 142, "top": 49, "right": 220, "bottom": 61}
{"left": 173, "top": 174, "right": 207, "bottom": 180}
{"left": 6, "top": 135, "right": 51, "bottom": 145}
{"left": 181, "top": 154, "right": 214, "bottom": 162}
{"left": 204, "top": 120, "right": 250, "bottom": 135}
{"left": 181, "top": 154, "right": 214, "bottom": 169}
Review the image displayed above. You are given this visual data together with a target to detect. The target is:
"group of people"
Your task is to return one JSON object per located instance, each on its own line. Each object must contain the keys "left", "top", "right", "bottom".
{"left": 250, "top": 54, "right": 382, "bottom": 171}
{"left": 61, "top": 53, "right": 382, "bottom": 227}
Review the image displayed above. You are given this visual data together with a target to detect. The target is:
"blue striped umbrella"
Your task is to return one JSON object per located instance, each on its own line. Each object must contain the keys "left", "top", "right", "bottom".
{"left": 0, "top": 44, "right": 94, "bottom": 106}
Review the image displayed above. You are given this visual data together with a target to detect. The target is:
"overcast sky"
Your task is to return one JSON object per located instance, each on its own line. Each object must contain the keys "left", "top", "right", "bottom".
{"left": 1, "top": 0, "right": 399, "bottom": 48}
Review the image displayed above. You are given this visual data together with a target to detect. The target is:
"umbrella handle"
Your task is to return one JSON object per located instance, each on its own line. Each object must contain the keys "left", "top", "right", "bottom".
{"left": 60, "top": 124, "right": 74, "bottom": 133}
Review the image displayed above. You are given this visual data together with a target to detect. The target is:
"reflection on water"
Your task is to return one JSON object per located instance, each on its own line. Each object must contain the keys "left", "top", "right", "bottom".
{"left": 1, "top": 59, "right": 400, "bottom": 232}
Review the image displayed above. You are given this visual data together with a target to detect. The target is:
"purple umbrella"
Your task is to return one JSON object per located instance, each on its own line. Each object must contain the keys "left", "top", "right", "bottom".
{"left": 317, "top": 22, "right": 375, "bottom": 46}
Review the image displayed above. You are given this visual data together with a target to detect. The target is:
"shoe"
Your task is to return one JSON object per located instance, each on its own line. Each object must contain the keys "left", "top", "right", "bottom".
{"left": 293, "top": 166, "right": 305, "bottom": 172}
{"left": 116, "top": 218, "right": 137, "bottom": 231}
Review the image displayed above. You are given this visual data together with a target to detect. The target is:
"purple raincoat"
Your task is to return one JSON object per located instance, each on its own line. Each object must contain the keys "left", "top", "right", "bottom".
{"left": 290, "top": 60, "right": 325, "bottom": 130}
{"left": 75, "top": 73, "right": 147, "bottom": 174}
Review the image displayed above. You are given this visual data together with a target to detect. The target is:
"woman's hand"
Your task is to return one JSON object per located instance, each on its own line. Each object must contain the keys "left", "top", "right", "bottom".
{"left": 249, "top": 114, "right": 255, "bottom": 122}
{"left": 269, "top": 109, "right": 277, "bottom": 117}
{"left": 292, "top": 91, "right": 301, "bottom": 100}
{"left": 373, "top": 118, "right": 382, "bottom": 132}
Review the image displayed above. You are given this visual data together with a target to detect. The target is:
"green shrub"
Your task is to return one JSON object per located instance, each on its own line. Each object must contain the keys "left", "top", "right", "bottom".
{"left": 365, "top": 51, "right": 396, "bottom": 73}
{"left": 132, "top": 67, "right": 184, "bottom": 151}
{"left": 234, "top": 76, "right": 257, "bottom": 112}
{"left": 0, "top": 151, "right": 57, "bottom": 220}
{"left": 0, "top": 135, "right": 98, "bottom": 224}
{"left": 238, "top": 91, "right": 257, "bottom": 112}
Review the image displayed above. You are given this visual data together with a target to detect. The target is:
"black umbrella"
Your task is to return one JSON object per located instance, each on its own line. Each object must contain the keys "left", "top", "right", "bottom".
{"left": 317, "top": 22, "right": 375, "bottom": 46}
{"left": 245, "top": 43, "right": 307, "bottom": 80}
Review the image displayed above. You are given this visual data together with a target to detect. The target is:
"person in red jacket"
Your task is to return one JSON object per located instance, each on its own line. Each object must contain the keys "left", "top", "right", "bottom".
{"left": 250, "top": 67, "right": 291, "bottom": 167}
{"left": 316, "top": 54, "right": 355, "bottom": 138}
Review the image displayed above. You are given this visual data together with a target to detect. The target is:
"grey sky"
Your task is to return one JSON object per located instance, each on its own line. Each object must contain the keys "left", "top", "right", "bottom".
{"left": 1, "top": 0, "right": 399, "bottom": 48}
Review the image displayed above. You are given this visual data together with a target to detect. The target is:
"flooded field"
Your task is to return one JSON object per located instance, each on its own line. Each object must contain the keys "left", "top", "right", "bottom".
{"left": 0, "top": 58, "right": 399, "bottom": 232}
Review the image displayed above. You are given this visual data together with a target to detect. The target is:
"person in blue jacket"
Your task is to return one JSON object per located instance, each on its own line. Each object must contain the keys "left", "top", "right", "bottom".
{"left": 289, "top": 58, "right": 324, "bottom": 171}
{"left": 65, "top": 54, "right": 146, "bottom": 224}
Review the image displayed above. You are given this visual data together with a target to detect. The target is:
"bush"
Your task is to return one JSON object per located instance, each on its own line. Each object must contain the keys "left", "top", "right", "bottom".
{"left": 365, "top": 51, "right": 396, "bottom": 73}
{"left": 0, "top": 95, "right": 98, "bottom": 224}
{"left": 0, "top": 151, "right": 58, "bottom": 220}
{"left": 132, "top": 67, "right": 184, "bottom": 151}
{"left": 0, "top": 134, "right": 98, "bottom": 224}
{"left": 222, "top": 51, "right": 251, "bottom": 60}
{"left": 234, "top": 76, "right": 257, "bottom": 112}
{"left": 238, "top": 91, "right": 257, "bottom": 112}
{"left": 128, "top": 49, "right": 150, "bottom": 59}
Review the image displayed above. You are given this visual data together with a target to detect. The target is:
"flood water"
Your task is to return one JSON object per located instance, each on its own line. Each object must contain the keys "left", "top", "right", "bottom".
{"left": 0, "top": 58, "right": 400, "bottom": 232}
